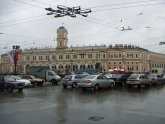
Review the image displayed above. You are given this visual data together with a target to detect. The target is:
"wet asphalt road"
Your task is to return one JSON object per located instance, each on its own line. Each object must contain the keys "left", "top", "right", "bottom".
{"left": 0, "top": 85, "right": 165, "bottom": 124}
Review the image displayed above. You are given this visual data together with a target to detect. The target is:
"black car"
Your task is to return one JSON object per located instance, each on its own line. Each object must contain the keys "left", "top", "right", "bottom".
{"left": 105, "top": 72, "right": 133, "bottom": 86}
{"left": 0, "top": 75, "right": 25, "bottom": 92}
{"left": 118, "top": 72, "right": 133, "bottom": 86}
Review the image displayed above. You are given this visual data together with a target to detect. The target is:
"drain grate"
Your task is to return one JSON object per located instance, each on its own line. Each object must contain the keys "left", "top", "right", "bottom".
{"left": 88, "top": 116, "right": 104, "bottom": 121}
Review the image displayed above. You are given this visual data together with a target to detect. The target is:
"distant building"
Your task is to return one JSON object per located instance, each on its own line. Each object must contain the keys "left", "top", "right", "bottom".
{"left": 0, "top": 26, "right": 165, "bottom": 74}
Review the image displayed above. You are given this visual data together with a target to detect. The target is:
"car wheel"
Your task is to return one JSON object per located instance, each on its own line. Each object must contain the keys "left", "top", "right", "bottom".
{"left": 72, "top": 82, "right": 77, "bottom": 88}
{"left": 149, "top": 82, "right": 152, "bottom": 87}
{"left": 18, "top": 88, "right": 23, "bottom": 92}
{"left": 63, "top": 85, "right": 67, "bottom": 88}
{"left": 127, "top": 84, "right": 131, "bottom": 88}
{"left": 51, "top": 79, "right": 58, "bottom": 86}
{"left": 94, "top": 84, "right": 99, "bottom": 91}
{"left": 82, "top": 87, "right": 86, "bottom": 91}
{"left": 37, "top": 82, "right": 43, "bottom": 86}
{"left": 110, "top": 83, "right": 114, "bottom": 88}
{"left": 7, "top": 87, "right": 13, "bottom": 93}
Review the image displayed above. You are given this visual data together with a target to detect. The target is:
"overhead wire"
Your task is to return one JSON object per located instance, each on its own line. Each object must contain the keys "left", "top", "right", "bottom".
{"left": 0, "top": 0, "right": 164, "bottom": 47}
{"left": 93, "top": 2, "right": 165, "bottom": 12}
{"left": 12, "top": 0, "right": 44, "bottom": 9}
{"left": 0, "top": 14, "right": 45, "bottom": 25}
{"left": 90, "top": 0, "right": 158, "bottom": 8}
{"left": 0, "top": 16, "right": 53, "bottom": 28}
{"left": 146, "top": 9, "right": 165, "bottom": 27}
{"left": 0, "top": 0, "right": 163, "bottom": 28}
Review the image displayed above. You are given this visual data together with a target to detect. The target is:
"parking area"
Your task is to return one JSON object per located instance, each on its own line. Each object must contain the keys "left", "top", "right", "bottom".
{"left": 0, "top": 85, "right": 165, "bottom": 124}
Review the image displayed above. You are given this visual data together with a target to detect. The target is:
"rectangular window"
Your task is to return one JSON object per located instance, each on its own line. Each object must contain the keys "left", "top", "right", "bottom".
{"left": 108, "top": 54, "right": 111, "bottom": 58}
{"left": 103, "top": 54, "right": 105, "bottom": 58}
{"left": 26, "top": 56, "right": 30, "bottom": 61}
{"left": 80, "top": 54, "right": 86, "bottom": 59}
{"left": 59, "top": 55, "right": 63, "bottom": 60}
{"left": 33, "top": 56, "right": 36, "bottom": 60}
{"left": 46, "top": 56, "right": 50, "bottom": 60}
{"left": 66, "top": 55, "right": 70, "bottom": 59}
{"left": 114, "top": 54, "right": 118, "bottom": 58}
{"left": 73, "top": 54, "right": 77, "bottom": 59}
{"left": 52, "top": 55, "right": 56, "bottom": 60}
{"left": 39, "top": 56, "right": 43, "bottom": 60}
{"left": 136, "top": 54, "right": 138, "bottom": 58}
{"left": 88, "top": 54, "right": 92, "bottom": 58}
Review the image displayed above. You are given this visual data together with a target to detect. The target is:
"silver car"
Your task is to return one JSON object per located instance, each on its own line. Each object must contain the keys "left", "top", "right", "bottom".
{"left": 78, "top": 75, "right": 115, "bottom": 90}
{"left": 148, "top": 74, "right": 164, "bottom": 85}
{"left": 61, "top": 74, "right": 86, "bottom": 88}
{"left": 127, "top": 74, "right": 151, "bottom": 88}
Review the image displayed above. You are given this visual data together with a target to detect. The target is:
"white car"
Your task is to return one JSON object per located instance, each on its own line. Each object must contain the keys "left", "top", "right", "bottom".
{"left": 12, "top": 75, "right": 31, "bottom": 87}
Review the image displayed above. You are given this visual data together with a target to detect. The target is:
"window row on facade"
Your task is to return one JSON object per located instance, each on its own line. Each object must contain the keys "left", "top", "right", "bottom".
{"left": 24, "top": 53, "right": 149, "bottom": 61}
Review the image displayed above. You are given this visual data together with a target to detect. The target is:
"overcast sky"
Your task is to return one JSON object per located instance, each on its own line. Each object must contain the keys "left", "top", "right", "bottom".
{"left": 0, "top": 0, "right": 165, "bottom": 54}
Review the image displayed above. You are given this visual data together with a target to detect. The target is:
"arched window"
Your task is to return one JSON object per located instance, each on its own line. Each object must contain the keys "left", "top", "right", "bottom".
{"left": 76, "top": 65, "right": 78, "bottom": 69}
{"left": 52, "top": 65, "right": 56, "bottom": 69}
{"left": 80, "top": 65, "right": 83, "bottom": 69}
{"left": 59, "top": 65, "right": 63, "bottom": 69}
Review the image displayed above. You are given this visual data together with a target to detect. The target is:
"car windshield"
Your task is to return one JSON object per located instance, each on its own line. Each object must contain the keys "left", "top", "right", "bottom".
{"left": 5, "top": 76, "right": 16, "bottom": 82}
{"left": 13, "top": 76, "right": 22, "bottom": 80}
{"left": 82, "top": 75, "right": 96, "bottom": 80}
{"left": 128, "top": 74, "right": 139, "bottom": 79}
{"left": 63, "top": 75, "right": 72, "bottom": 79}
{"left": 30, "top": 75, "right": 35, "bottom": 79}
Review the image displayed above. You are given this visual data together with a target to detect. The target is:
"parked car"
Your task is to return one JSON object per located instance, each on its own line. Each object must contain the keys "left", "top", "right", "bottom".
{"left": 105, "top": 72, "right": 133, "bottom": 86}
{"left": 0, "top": 76, "right": 5, "bottom": 92}
{"left": 21, "top": 75, "right": 45, "bottom": 86}
{"left": 105, "top": 73, "right": 123, "bottom": 86}
{"left": 148, "top": 74, "right": 164, "bottom": 85}
{"left": 12, "top": 75, "right": 31, "bottom": 87}
{"left": 127, "top": 74, "right": 151, "bottom": 88}
{"left": 0, "top": 75, "right": 25, "bottom": 92}
{"left": 163, "top": 75, "right": 165, "bottom": 84}
{"left": 117, "top": 72, "right": 133, "bottom": 86}
{"left": 61, "top": 74, "right": 87, "bottom": 88}
{"left": 78, "top": 75, "right": 115, "bottom": 90}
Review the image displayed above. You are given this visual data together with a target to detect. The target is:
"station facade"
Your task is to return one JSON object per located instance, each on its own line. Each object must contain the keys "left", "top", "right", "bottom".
{"left": 0, "top": 26, "right": 165, "bottom": 74}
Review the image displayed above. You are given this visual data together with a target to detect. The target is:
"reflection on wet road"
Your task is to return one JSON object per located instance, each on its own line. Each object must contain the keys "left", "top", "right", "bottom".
{"left": 0, "top": 86, "right": 165, "bottom": 124}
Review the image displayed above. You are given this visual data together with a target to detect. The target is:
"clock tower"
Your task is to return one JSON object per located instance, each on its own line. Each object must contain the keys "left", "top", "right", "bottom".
{"left": 56, "top": 26, "right": 68, "bottom": 49}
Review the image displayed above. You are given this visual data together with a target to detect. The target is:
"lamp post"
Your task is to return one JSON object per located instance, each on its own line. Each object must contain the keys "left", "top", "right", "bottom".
{"left": 13, "top": 45, "right": 20, "bottom": 75}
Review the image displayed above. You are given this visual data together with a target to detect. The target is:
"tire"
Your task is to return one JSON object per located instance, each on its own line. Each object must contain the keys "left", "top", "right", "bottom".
{"left": 18, "top": 88, "right": 23, "bottom": 92}
{"left": 72, "top": 82, "right": 77, "bottom": 88}
{"left": 147, "top": 82, "right": 151, "bottom": 88}
{"left": 137, "top": 84, "right": 142, "bottom": 88}
{"left": 82, "top": 87, "right": 86, "bottom": 91}
{"left": 94, "top": 84, "right": 99, "bottom": 91}
{"left": 63, "top": 85, "right": 67, "bottom": 88}
{"left": 51, "top": 79, "right": 58, "bottom": 86}
{"left": 110, "top": 83, "right": 115, "bottom": 88}
{"left": 7, "top": 87, "right": 13, "bottom": 93}
{"left": 127, "top": 84, "right": 131, "bottom": 88}
{"left": 37, "top": 82, "right": 43, "bottom": 86}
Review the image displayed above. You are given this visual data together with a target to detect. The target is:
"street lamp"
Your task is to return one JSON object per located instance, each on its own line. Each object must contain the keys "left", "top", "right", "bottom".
{"left": 13, "top": 45, "right": 20, "bottom": 75}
